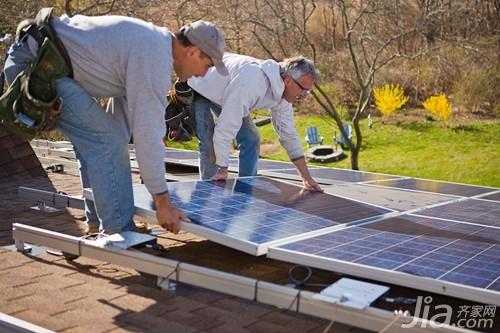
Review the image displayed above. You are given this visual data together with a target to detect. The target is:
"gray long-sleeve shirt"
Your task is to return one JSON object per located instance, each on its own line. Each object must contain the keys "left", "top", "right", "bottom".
{"left": 52, "top": 15, "right": 172, "bottom": 194}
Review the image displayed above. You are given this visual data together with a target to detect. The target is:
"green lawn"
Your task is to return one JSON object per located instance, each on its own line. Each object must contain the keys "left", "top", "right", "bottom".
{"left": 168, "top": 115, "right": 500, "bottom": 188}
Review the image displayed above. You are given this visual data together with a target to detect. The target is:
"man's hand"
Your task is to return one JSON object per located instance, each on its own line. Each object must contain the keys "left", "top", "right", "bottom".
{"left": 302, "top": 177, "right": 323, "bottom": 192}
{"left": 211, "top": 166, "right": 228, "bottom": 181}
{"left": 153, "top": 193, "right": 190, "bottom": 234}
{"left": 291, "top": 157, "right": 323, "bottom": 192}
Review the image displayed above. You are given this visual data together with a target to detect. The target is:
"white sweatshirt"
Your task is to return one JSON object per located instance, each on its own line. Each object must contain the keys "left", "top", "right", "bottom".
{"left": 188, "top": 53, "right": 304, "bottom": 167}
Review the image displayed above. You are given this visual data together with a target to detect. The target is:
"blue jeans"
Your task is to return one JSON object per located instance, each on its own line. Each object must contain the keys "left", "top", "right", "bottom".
{"left": 192, "top": 94, "right": 260, "bottom": 179}
{"left": 4, "top": 38, "right": 135, "bottom": 233}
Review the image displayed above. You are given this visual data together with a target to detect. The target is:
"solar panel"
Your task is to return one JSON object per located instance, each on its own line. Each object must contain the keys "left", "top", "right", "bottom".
{"left": 163, "top": 148, "right": 200, "bottom": 166}
{"left": 268, "top": 214, "right": 500, "bottom": 305}
{"left": 415, "top": 199, "right": 500, "bottom": 227}
{"left": 162, "top": 149, "right": 289, "bottom": 173}
{"left": 164, "top": 148, "right": 199, "bottom": 160}
{"left": 129, "top": 147, "right": 199, "bottom": 166}
{"left": 261, "top": 167, "right": 400, "bottom": 185}
{"left": 371, "top": 178, "right": 495, "bottom": 197}
{"left": 132, "top": 176, "right": 391, "bottom": 255}
{"left": 257, "top": 159, "right": 297, "bottom": 171}
{"left": 225, "top": 158, "right": 297, "bottom": 174}
{"left": 323, "top": 183, "right": 457, "bottom": 212}
{"left": 480, "top": 191, "right": 500, "bottom": 202}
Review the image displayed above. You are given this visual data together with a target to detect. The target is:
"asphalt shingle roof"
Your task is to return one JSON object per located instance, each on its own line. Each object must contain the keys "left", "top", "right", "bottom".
{"left": 0, "top": 134, "right": 367, "bottom": 332}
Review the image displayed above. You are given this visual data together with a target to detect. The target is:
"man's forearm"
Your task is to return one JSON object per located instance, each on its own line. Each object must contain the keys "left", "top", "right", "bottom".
{"left": 292, "top": 156, "right": 312, "bottom": 180}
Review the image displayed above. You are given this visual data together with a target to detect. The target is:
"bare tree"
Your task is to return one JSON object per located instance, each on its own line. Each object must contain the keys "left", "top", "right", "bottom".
{"left": 247, "top": 0, "right": 432, "bottom": 169}
{"left": 3, "top": 0, "right": 496, "bottom": 152}
{"left": 322, "top": 0, "right": 435, "bottom": 169}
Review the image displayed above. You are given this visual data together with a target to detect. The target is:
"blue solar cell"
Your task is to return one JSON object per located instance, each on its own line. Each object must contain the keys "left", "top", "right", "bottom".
{"left": 402, "top": 257, "right": 456, "bottom": 271}
{"left": 335, "top": 244, "right": 375, "bottom": 256}
{"left": 488, "top": 280, "right": 500, "bottom": 291}
{"left": 465, "top": 257, "right": 500, "bottom": 271}
{"left": 204, "top": 222, "right": 227, "bottom": 232}
{"left": 371, "top": 251, "right": 415, "bottom": 264}
{"left": 440, "top": 272, "right": 491, "bottom": 288}
{"left": 480, "top": 247, "right": 500, "bottom": 260}
{"left": 390, "top": 243, "right": 431, "bottom": 256}
{"left": 421, "top": 252, "right": 464, "bottom": 265}
{"left": 247, "top": 233, "right": 274, "bottom": 243}
{"left": 356, "top": 257, "right": 401, "bottom": 270}
{"left": 273, "top": 214, "right": 500, "bottom": 297}
{"left": 281, "top": 242, "right": 323, "bottom": 253}
{"left": 318, "top": 249, "right": 361, "bottom": 262}
{"left": 397, "top": 264, "right": 447, "bottom": 278}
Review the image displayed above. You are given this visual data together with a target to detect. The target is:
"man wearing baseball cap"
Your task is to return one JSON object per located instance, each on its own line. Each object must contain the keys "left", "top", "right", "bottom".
{"left": 4, "top": 12, "right": 227, "bottom": 235}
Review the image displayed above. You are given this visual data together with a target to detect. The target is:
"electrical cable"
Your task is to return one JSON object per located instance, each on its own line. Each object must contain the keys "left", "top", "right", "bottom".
{"left": 321, "top": 305, "right": 338, "bottom": 333}
{"left": 287, "top": 265, "right": 342, "bottom": 332}
{"left": 285, "top": 289, "right": 302, "bottom": 312}
{"left": 287, "top": 265, "right": 330, "bottom": 288}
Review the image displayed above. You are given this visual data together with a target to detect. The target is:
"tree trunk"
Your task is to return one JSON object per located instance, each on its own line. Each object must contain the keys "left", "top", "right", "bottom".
{"left": 350, "top": 116, "right": 362, "bottom": 171}
{"left": 350, "top": 147, "right": 359, "bottom": 170}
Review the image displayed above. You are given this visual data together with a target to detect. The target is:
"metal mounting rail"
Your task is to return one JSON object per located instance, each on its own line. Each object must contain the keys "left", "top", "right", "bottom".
{"left": 0, "top": 313, "right": 55, "bottom": 333}
{"left": 11, "top": 223, "right": 471, "bottom": 333}
{"left": 18, "top": 187, "right": 85, "bottom": 210}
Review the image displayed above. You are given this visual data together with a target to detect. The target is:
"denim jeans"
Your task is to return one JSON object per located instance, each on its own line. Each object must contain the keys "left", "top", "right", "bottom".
{"left": 192, "top": 94, "right": 260, "bottom": 179}
{"left": 4, "top": 38, "right": 135, "bottom": 233}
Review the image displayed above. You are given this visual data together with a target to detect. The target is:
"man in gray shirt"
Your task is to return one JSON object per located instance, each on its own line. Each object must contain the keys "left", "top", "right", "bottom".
{"left": 4, "top": 14, "right": 227, "bottom": 234}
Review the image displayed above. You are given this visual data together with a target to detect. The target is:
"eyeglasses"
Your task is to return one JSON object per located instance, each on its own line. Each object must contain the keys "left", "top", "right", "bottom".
{"left": 291, "top": 77, "right": 312, "bottom": 97}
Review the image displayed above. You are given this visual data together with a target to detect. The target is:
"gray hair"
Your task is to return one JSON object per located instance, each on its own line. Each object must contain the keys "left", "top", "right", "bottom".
{"left": 279, "top": 56, "right": 320, "bottom": 82}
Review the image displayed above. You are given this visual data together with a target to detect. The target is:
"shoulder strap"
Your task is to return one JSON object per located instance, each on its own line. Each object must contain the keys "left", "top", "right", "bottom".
{"left": 0, "top": 70, "right": 4, "bottom": 95}
{"left": 35, "top": 8, "right": 56, "bottom": 41}
{"left": 35, "top": 8, "right": 54, "bottom": 26}
{"left": 34, "top": 7, "right": 73, "bottom": 78}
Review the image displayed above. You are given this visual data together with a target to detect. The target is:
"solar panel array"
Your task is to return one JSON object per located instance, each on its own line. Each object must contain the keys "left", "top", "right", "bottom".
{"left": 269, "top": 214, "right": 500, "bottom": 304}
{"left": 133, "top": 177, "right": 391, "bottom": 255}
{"left": 124, "top": 147, "right": 500, "bottom": 304}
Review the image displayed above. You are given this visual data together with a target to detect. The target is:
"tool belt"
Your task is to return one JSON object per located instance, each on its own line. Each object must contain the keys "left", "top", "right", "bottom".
{"left": 0, "top": 7, "right": 72, "bottom": 140}
{"left": 164, "top": 81, "right": 196, "bottom": 142}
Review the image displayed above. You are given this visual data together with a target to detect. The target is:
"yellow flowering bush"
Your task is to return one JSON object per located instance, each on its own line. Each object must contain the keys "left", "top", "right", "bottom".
{"left": 373, "top": 84, "right": 409, "bottom": 117}
{"left": 423, "top": 94, "right": 453, "bottom": 120}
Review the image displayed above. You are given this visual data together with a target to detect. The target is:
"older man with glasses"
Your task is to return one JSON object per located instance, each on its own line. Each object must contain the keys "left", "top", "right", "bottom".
{"left": 187, "top": 53, "right": 322, "bottom": 191}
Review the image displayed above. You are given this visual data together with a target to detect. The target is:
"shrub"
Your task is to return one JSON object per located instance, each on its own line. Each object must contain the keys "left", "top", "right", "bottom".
{"left": 452, "top": 63, "right": 500, "bottom": 115}
{"left": 422, "top": 94, "right": 453, "bottom": 120}
{"left": 373, "top": 83, "right": 409, "bottom": 117}
{"left": 336, "top": 104, "right": 351, "bottom": 121}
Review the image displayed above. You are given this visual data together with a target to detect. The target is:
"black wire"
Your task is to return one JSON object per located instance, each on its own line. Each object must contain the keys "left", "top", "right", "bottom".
{"left": 288, "top": 264, "right": 312, "bottom": 287}
{"left": 287, "top": 265, "right": 330, "bottom": 288}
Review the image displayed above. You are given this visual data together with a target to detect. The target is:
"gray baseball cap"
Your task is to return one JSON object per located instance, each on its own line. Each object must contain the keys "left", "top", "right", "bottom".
{"left": 181, "top": 21, "right": 228, "bottom": 75}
